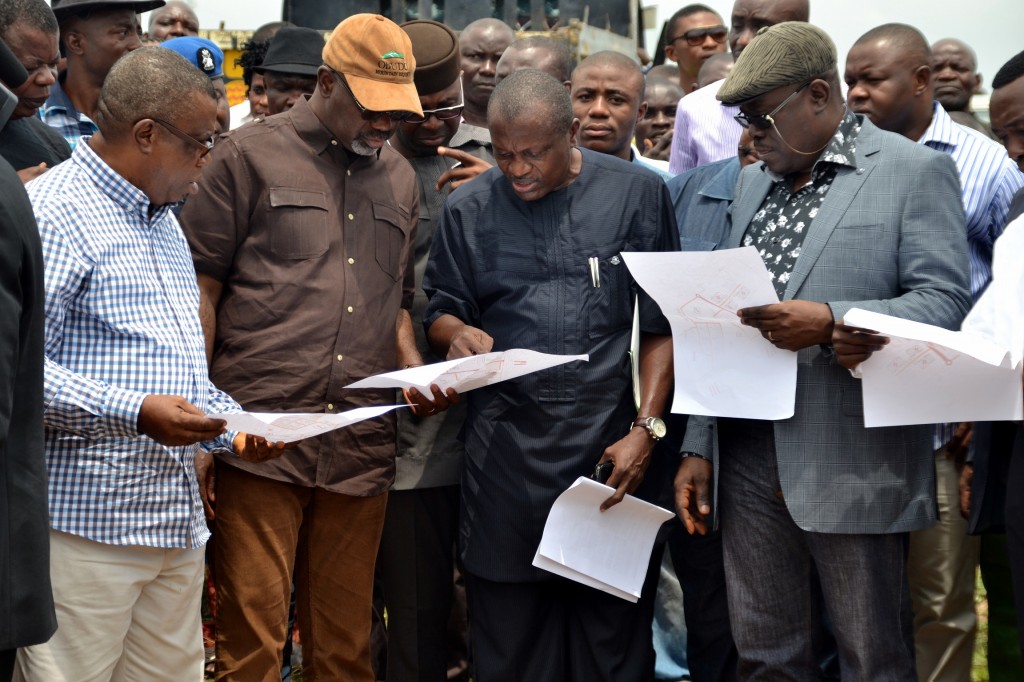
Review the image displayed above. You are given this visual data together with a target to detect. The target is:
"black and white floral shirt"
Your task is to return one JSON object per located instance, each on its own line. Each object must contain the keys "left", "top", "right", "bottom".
{"left": 743, "top": 110, "right": 861, "bottom": 298}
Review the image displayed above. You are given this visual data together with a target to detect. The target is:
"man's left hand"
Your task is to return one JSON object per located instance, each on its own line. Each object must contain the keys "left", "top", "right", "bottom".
{"left": 232, "top": 432, "right": 291, "bottom": 463}
{"left": 597, "top": 428, "right": 654, "bottom": 511}
{"left": 403, "top": 384, "right": 461, "bottom": 418}
{"left": 738, "top": 301, "right": 835, "bottom": 351}
{"left": 832, "top": 323, "right": 890, "bottom": 370}
{"left": 642, "top": 132, "right": 673, "bottom": 162}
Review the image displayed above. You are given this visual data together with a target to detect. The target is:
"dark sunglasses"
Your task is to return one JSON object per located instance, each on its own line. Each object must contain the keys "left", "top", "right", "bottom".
{"left": 332, "top": 70, "right": 416, "bottom": 123}
{"left": 733, "top": 81, "right": 810, "bottom": 130}
{"left": 150, "top": 117, "right": 215, "bottom": 157}
{"left": 670, "top": 25, "right": 728, "bottom": 47}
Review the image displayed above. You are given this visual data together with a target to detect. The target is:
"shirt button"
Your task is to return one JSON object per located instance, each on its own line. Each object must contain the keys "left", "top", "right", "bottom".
{"left": 347, "top": 213, "right": 354, "bottom": 220}
{"left": 347, "top": 170, "right": 351, "bottom": 176}
{"left": 337, "top": 354, "right": 344, "bottom": 361}
{"left": 327, "top": 403, "right": 334, "bottom": 410}
{"left": 347, "top": 306, "right": 354, "bottom": 313}
{"left": 331, "top": 139, "right": 337, "bottom": 146}
{"left": 348, "top": 257, "right": 355, "bottom": 264}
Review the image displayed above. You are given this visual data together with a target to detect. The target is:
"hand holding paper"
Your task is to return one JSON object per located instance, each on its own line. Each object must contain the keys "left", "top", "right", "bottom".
{"left": 532, "top": 477, "right": 673, "bottom": 602}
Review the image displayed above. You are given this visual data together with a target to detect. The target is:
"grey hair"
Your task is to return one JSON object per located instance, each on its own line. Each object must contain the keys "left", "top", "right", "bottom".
{"left": 94, "top": 47, "right": 216, "bottom": 137}
{"left": 0, "top": 0, "right": 58, "bottom": 39}
{"left": 488, "top": 68, "right": 573, "bottom": 135}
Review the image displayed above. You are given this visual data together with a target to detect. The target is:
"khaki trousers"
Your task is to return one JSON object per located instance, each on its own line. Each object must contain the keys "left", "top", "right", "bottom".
{"left": 212, "top": 464, "right": 387, "bottom": 682}
{"left": 15, "top": 530, "right": 205, "bottom": 682}
{"left": 908, "top": 447, "right": 981, "bottom": 682}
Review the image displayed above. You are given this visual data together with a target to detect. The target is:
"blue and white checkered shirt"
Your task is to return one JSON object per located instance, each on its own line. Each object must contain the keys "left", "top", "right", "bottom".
{"left": 39, "top": 78, "right": 98, "bottom": 152}
{"left": 921, "top": 102, "right": 1024, "bottom": 450}
{"left": 28, "top": 139, "right": 241, "bottom": 549}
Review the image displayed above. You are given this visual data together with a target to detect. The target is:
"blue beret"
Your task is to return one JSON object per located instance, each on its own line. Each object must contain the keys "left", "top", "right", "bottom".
{"left": 161, "top": 36, "right": 224, "bottom": 80}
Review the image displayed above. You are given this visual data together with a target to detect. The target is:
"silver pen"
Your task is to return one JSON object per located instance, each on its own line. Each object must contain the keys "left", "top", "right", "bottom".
{"left": 589, "top": 256, "right": 601, "bottom": 288}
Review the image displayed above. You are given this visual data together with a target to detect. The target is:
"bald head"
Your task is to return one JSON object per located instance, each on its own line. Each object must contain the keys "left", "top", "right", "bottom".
{"left": 496, "top": 35, "right": 572, "bottom": 84}
{"left": 147, "top": 0, "right": 199, "bottom": 41}
{"left": 729, "top": 0, "right": 810, "bottom": 58}
{"left": 931, "top": 38, "right": 980, "bottom": 112}
{"left": 460, "top": 18, "right": 515, "bottom": 124}
{"left": 696, "top": 52, "right": 734, "bottom": 89}
{"left": 845, "top": 23, "right": 933, "bottom": 140}
{"left": 489, "top": 68, "right": 573, "bottom": 135}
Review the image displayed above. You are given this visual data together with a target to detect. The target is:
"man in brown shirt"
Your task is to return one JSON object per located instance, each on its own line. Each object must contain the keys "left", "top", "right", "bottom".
{"left": 180, "top": 14, "right": 446, "bottom": 680}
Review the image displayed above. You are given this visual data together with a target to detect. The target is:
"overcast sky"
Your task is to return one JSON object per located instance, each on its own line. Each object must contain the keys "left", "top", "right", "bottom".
{"left": 182, "top": 0, "right": 1022, "bottom": 89}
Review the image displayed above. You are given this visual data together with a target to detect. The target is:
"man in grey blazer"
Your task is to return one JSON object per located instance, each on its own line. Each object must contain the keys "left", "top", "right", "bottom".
{"left": 672, "top": 23, "right": 972, "bottom": 680}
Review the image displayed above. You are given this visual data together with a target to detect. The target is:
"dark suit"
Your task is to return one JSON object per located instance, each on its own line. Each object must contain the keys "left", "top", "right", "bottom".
{"left": 0, "top": 157, "right": 55, "bottom": 677}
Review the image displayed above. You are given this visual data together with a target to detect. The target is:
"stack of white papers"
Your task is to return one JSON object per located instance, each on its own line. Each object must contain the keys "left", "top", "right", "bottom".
{"left": 843, "top": 308, "right": 1023, "bottom": 427}
{"left": 532, "top": 477, "right": 674, "bottom": 602}
{"left": 344, "top": 349, "right": 588, "bottom": 393}
{"left": 623, "top": 247, "right": 797, "bottom": 419}
{"left": 208, "top": 404, "right": 407, "bottom": 442}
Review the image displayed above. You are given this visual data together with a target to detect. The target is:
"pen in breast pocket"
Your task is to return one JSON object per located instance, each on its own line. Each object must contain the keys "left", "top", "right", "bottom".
{"left": 588, "top": 256, "right": 601, "bottom": 288}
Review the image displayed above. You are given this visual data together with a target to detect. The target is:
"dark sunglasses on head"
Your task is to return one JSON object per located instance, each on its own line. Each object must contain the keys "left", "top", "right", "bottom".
{"left": 670, "top": 25, "right": 728, "bottom": 47}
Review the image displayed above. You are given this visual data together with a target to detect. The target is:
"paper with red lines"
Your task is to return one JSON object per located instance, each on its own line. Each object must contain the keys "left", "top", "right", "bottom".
{"left": 344, "top": 349, "right": 588, "bottom": 394}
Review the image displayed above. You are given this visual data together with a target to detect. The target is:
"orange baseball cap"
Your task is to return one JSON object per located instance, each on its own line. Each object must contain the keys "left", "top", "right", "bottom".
{"left": 323, "top": 14, "right": 423, "bottom": 116}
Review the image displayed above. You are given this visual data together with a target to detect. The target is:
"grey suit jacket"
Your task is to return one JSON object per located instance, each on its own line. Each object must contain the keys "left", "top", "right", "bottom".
{"left": 682, "top": 117, "right": 972, "bottom": 534}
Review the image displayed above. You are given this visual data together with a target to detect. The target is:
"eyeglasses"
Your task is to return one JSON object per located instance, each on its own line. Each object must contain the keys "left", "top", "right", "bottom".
{"left": 669, "top": 25, "right": 728, "bottom": 47}
{"left": 332, "top": 70, "right": 416, "bottom": 123}
{"left": 405, "top": 84, "right": 465, "bottom": 124}
{"left": 733, "top": 82, "right": 810, "bottom": 130}
{"left": 150, "top": 117, "right": 215, "bottom": 157}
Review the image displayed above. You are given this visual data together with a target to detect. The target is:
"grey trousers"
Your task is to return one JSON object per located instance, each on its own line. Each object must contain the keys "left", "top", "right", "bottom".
{"left": 717, "top": 419, "right": 917, "bottom": 682}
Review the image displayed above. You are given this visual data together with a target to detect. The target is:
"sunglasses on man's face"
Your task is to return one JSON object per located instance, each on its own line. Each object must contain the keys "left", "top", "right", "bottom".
{"left": 332, "top": 70, "right": 416, "bottom": 123}
{"left": 670, "top": 25, "right": 728, "bottom": 47}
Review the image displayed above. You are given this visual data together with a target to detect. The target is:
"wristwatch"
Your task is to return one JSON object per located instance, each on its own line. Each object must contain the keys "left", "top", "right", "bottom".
{"left": 632, "top": 416, "right": 667, "bottom": 441}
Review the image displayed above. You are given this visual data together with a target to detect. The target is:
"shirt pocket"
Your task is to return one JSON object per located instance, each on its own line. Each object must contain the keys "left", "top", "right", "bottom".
{"left": 268, "top": 188, "right": 330, "bottom": 260}
{"left": 587, "top": 254, "right": 633, "bottom": 340}
{"left": 373, "top": 201, "right": 411, "bottom": 282}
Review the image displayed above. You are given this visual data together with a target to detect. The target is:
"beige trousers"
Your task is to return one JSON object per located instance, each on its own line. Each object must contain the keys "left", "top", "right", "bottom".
{"left": 908, "top": 447, "right": 981, "bottom": 682}
{"left": 15, "top": 530, "right": 205, "bottom": 682}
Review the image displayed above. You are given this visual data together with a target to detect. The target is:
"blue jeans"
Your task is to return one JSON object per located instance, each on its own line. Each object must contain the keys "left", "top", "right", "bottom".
{"left": 717, "top": 419, "right": 917, "bottom": 681}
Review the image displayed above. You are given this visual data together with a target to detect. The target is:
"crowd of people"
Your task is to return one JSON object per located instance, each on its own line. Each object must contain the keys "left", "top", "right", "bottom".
{"left": 1, "top": 0, "right": 1023, "bottom": 681}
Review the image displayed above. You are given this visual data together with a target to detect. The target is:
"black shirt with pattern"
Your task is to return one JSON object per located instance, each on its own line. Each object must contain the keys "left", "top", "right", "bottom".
{"left": 743, "top": 110, "right": 861, "bottom": 298}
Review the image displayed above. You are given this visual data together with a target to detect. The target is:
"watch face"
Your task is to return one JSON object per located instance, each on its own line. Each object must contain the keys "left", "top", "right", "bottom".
{"left": 650, "top": 418, "right": 667, "bottom": 439}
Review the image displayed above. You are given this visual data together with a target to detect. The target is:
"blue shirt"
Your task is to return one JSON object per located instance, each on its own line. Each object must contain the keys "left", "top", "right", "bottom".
{"left": 920, "top": 102, "right": 1024, "bottom": 299}
{"left": 28, "top": 139, "right": 240, "bottom": 549}
{"left": 39, "top": 78, "right": 98, "bottom": 151}
{"left": 423, "top": 148, "right": 677, "bottom": 581}
{"left": 668, "top": 156, "right": 740, "bottom": 252}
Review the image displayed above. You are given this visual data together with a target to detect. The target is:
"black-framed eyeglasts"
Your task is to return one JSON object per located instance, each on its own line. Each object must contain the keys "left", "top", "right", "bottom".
{"left": 669, "top": 25, "right": 728, "bottom": 47}
{"left": 733, "top": 81, "right": 810, "bottom": 130}
{"left": 151, "top": 117, "right": 215, "bottom": 157}
{"left": 332, "top": 70, "right": 416, "bottom": 123}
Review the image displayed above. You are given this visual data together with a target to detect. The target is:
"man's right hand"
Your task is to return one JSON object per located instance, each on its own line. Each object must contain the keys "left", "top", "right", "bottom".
{"left": 674, "top": 456, "right": 713, "bottom": 535}
{"left": 447, "top": 325, "right": 494, "bottom": 359}
{"left": 435, "top": 147, "right": 493, "bottom": 191}
{"left": 17, "top": 163, "right": 48, "bottom": 184}
{"left": 137, "top": 394, "right": 227, "bottom": 446}
{"left": 959, "top": 463, "right": 973, "bottom": 520}
{"left": 642, "top": 132, "right": 673, "bottom": 162}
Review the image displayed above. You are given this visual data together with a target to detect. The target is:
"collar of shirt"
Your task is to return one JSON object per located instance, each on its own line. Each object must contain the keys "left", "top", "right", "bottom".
{"left": 289, "top": 95, "right": 384, "bottom": 165}
{"left": 41, "top": 76, "right": 77, "bottom": 117}
{"left": 763, "top": 108, "right": 861, "bottom": 185}
{"left": 72, "top": 137, "right": 170, "bottom": 224}
{"left": 629, "top": 145, "right": 674, "bottom": 181}
{"left": 699, "top": 157, "right": 741, "bottom": 202}
{"left": 919, "top": 100, "right": 964, "bottom": 154}
{"left": 450, "top": 121, "right": 492, "bottom": 148}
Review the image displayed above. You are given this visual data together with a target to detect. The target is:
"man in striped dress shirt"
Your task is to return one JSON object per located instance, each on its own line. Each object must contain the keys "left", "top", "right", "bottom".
{"left": 845, "top": 24, "right": 1024, "bottom": 682}
{"left": 15, "top": 49, "right": 283, "bottom": 682}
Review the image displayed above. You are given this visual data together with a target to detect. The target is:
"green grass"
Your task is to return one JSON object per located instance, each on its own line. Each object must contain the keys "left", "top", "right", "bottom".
{"left": 973, "top": 569, "right": 990, "bottom": 682}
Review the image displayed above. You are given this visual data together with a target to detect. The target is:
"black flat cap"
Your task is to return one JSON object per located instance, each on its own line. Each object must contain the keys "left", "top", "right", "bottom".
{"left": 51, "top": 0, "right": 166, "bottom": 19}
{"left": 255, "top": 26, "right": 325, "bottom": 77}
{"left": 400, "top": 20, "right": 460, "bottom": 96}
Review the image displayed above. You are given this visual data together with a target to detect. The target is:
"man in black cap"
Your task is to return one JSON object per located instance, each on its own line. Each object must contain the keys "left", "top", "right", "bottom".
{"left": 374, "top": 20, "right": 491, "bottom": 681}
{"left": 674, "top": 21, "right": 971, "bottom": 680}
{"left": 256, "top": 25, "right": 325, "bottom": 117}
{"left": 42, "top": 0, "right": 162, "bottom": 149}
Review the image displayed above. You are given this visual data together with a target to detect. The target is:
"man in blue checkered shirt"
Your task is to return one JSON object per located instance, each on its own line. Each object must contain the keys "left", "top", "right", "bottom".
{"left": 14, "top": 48, "right": 285, "bottom": 681}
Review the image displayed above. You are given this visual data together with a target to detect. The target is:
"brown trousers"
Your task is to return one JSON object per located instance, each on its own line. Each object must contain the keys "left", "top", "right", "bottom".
{"left": 213, "top": 463, "right": 387, "bottom": 681}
